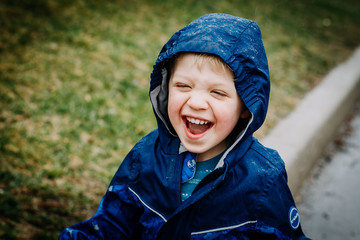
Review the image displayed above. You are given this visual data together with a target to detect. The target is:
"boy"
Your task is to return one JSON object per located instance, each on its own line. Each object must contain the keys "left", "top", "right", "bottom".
{"left": 60, "top": 13, "right": 309, "bottom": 239}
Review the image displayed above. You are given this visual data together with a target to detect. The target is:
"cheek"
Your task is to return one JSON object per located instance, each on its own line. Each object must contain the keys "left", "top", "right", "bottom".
{"left": 168, "top": 104, "right": 178, "bottom": 123}
{"left": 214, "top": 106, "right": 241, "bottom": 129}
{"left": 168, "top": 92, "right": 182, "bottom": 123}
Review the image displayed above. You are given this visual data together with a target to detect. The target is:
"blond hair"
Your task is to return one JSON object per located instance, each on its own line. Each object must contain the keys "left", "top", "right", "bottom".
{"left": 168, "top": 52, "right": 233, "bottom": 78}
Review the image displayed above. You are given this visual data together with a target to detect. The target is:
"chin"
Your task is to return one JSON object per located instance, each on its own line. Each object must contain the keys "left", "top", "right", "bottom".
{"left": 182, "top": 143, "right": 208, "bottom": 154}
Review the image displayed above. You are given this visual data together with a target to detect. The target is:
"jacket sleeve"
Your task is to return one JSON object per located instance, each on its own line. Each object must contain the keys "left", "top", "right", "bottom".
{"left": 59, "top": 147, "right": 144, "bottom": 240}
{"left": 254, "top": 162, "right": 310, "bottom": 240}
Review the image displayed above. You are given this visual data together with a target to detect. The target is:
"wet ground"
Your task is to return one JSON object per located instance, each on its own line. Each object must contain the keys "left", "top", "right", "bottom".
{"left": 297, "top": 101, "right": 360, "bottom": 240}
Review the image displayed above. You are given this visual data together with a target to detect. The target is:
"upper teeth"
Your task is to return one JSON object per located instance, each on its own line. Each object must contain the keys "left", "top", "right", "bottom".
{"left": 187, "top": 117, "right": 209, "bottom": 125}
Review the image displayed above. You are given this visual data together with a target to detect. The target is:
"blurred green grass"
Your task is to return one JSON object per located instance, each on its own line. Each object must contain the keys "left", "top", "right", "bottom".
{"left": 0, "top": 0, "right": 359, "bottom": 239}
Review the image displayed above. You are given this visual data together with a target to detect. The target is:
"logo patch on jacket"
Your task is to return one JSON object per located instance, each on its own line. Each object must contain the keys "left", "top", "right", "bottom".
{"left": 181, "top": 152, "right": 197, "bottom": 183}
{"left": 288, "top": 206, "right": 300, "bottom": 229}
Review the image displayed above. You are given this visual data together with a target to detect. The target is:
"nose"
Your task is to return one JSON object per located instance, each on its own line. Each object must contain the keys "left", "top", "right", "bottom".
{"left": 186, "top": 91, "right": 209, "bottom": 110}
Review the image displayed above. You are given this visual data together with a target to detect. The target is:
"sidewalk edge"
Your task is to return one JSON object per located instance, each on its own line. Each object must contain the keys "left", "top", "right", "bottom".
{"left": 262, "top": 47, "right": 360, "bottom": 196}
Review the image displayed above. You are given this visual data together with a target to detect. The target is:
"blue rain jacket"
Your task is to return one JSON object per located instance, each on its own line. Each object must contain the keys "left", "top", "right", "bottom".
{"left": 60, "top": 13, "right": 309, "bottom": 239}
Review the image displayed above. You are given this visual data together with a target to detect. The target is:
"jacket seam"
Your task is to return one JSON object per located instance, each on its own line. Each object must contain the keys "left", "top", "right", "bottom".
{"left": 129, "top": 138, "right": 142, "bottom": 182}
{"left": 231, "top": 21, "right": 260, "bottom": 104}
{"left": 128, "top": 187, "right": 168, "bottom": 223}
{"left": 235, "top": 66, "right": 257, "bottom": 104}
{"left": 248, "top": 146, "right": 281, "bottom": 218}
{"left": 230, "top": 21, "right": 255, "bottom": 54}
{"left": 191, "top": 220, "right": 258, "bottom": 235}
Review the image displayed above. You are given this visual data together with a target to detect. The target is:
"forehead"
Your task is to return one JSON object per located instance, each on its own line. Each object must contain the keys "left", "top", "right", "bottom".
{"left": 172, "top": 53, "right": 234, "bottom": 78}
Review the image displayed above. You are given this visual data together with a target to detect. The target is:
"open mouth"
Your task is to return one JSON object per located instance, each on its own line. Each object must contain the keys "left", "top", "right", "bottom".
{"left": 184, "top": 116, "right": 213, "bottom": 135}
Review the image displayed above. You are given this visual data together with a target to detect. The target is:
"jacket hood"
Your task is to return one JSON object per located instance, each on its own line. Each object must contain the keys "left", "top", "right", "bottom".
{"left": 150, "top": 13, "right": 270, "bottom": 154}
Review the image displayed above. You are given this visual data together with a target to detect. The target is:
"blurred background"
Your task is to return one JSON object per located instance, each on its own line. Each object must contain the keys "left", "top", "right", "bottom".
{"left": 0, "top": 0, "right": 359, "bottom": 239}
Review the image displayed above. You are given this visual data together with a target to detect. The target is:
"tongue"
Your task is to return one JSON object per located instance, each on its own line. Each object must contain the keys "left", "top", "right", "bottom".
{"left": 188, "top": 122, "right": 210, "bottom": 135}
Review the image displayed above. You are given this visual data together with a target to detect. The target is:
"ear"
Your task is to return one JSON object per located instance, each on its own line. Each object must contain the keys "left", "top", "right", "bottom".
{"left": 240, "top": 109, "right": 251, "bottom": 119}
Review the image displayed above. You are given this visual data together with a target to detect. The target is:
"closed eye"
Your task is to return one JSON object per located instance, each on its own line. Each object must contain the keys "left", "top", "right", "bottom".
{"left": 211, "top": 90, "right": 228, "bottom": 97}
{"left": 175, "top": 83, "right": 191, "bottom": 89}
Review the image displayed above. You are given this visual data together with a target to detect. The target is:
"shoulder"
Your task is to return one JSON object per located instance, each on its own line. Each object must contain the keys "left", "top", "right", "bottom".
{"left": 238, "top": 137, "right": 286, "bottom": 179}
{"left": 225, "top": 138, "right": 289, "bottom": 207}
{"left": 230, "top": 139, "right": 304, "bottom": 238}
{"left": 228, "top": 137, "right": 292, "bottom": 213}
{"left": 125, "top": 129, "right": 160, "bottom": 162}
{"left": 247, "top": 140, "right": 305, "bottom": 237}
{"left": 134, "top": 129, "right": 159, "bottom": 149}
{"left": 244, "top": 138, "right": 289, "bottom": 201}
{"left": 110, "top": 129, "right": 160, "bottom": 184}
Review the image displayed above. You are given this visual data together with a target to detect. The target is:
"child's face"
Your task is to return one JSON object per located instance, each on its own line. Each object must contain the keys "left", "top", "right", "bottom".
{"left": 168, "top": 54, "right": 249, "bottom": 161}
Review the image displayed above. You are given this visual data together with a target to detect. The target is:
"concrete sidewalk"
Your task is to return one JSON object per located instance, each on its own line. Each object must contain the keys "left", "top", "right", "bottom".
{"left": 298, "top": 101, "right": 360, "bottom": 240}
{"left": 262, "top": 47, "right": 360, "bottom": 196}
